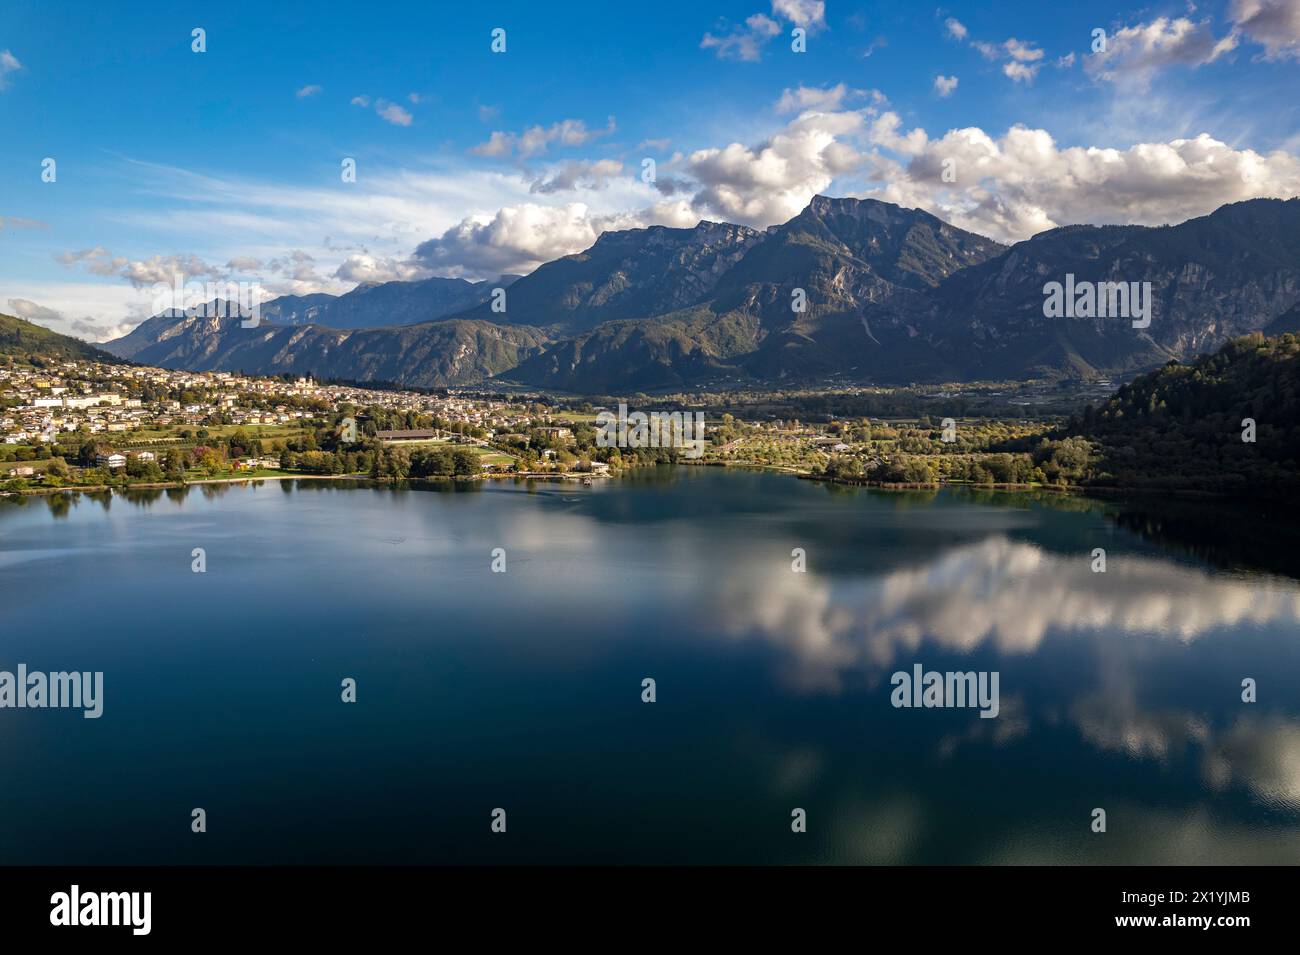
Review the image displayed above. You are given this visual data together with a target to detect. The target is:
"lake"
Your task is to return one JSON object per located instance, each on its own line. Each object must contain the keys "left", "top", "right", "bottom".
{"left": 2, "top": 468, "right": 1298, "bottom": 864}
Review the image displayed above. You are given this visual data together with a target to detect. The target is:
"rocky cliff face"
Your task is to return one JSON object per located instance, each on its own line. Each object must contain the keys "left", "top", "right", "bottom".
{"left": 926, "top": 198, "right": 1300, "bottom": 379}
{"left": 446, "top": 219, "right": 765, "bottom": 331}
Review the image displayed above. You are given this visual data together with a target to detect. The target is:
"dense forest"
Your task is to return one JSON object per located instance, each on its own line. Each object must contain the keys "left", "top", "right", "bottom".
{"left": 1067, "top": 332, "right": 1300, "bottom": 494}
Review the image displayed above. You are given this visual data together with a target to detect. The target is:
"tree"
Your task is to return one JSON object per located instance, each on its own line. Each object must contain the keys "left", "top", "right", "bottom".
{"left": 452, "top": 448, "right": 479, "bottom": 476}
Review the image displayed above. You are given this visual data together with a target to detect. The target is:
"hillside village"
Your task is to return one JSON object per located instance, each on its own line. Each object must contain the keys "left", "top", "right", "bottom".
{"left": 0, "top": 358, "right": 581, "bottom": 488}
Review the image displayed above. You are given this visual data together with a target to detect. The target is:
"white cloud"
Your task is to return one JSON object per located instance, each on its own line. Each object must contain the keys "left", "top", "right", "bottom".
{"left": 965, "top": 33, "right": 1048, "bottom": 83}
{"left": 933, "top": 75, "right": 959, "bottom": 97}
{"left": 775, "top": 83, "right": 878, "bottom": 113}
{"left": 414, "top": 203, "right": 644, "bottom": 278}
{"left": 772, "top": 0, "right": 827, "bottom": 31}
{"left": 296, "top": 84, "right": 322, "bottom": 98}
{"left": 333, "top": 253, "right": 429, "bottom": 284}
{"left": 863, "top": 123, "right": 1300, "bottom": 243}
{"left": 375, "top": 100, "right": 413, "bottom": 127}
{"left": 470, "top": 117, "right": 616, "bottom": 157}
{"left": 528, "top": 159, "right": 625, "bottom": 194}
{"left": 1230, "top": 0, "right": 1300, "bottom": 59}
{"left": 0, "top": 49, "right": 21, "bottom": 89}
{"left": 945, "top": 18, "right": 968, "bottom": 41}
{"left": 57, "top": 248, "right": 231, "bottom": 288}
{"left": 1004, "top": 37, "right": 1044, "bottom": 62}
{"left": 867, "top": 111, "right": 929, "bottom": 155}
{"left": 470, "top": 131, "right": 513, "bottom": 157}
{"left": 349, "top": 95, "right": 412, "bottom": 126}
{"left": 685, "top": 110, "right": 867, "bottom": 226}
{"left": 1086, "top": 17, "right": 1238, "bottom": 86}
{"left": 1003, "top": 60, "right": 1040, "bottom": 83}
{"left": 700, "top": 13, "right": 782, "bottom": 61}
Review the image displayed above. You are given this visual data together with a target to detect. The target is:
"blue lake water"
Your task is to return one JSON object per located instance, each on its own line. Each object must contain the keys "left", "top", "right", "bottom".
{"left": 1, "top": 468, "right": 1298, "bottom": 864}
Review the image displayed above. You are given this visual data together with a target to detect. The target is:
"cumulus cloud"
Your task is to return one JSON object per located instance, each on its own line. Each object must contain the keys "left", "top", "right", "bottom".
{"left": 296, "top": 84, "right": 322, "bottom": 98}
{"left": 1230, "top": 0, "right": 1300, "bottom": 59}
{"left": 470, "top": 117, "right": 616, "bottom": 157}
{"left": 413, "top": 203, "right": 645, "bottom": 278}
{"left": 700, "top": 13, "right": 782, "bottom": 61}
{"left": 933, "top": 75, "right": 959, "bottom": 97}
{"left": 867, "top": 111, "right": 929, "bottom": 155}
{"left": 684, "top": 110, "right": 867, "bottom": 226}
{"left": 944, "top": 17, "right": 968, "bottom": 41}
{"left": 333, "top": 253, "right": 429, "bottom": 284}
{"left": 0, "top": 49, "right": 21, "bottom": 89}
{"left": 862, "top": 121, "right": 1300, "bottom": 243}
{"left": 409, "top": 97, "right": 1294, "bottom": 275}
{"left": 1086, "top": 17, "right": 1238, "bottom": 86}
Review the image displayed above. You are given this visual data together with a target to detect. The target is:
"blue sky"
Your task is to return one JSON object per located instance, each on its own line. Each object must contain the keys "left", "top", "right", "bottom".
{"left": 2, "top": 0, "right": 1298, "bottom": 340}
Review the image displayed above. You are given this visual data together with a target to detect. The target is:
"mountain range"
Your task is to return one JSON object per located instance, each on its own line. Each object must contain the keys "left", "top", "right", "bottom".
{"left": 101, "top": 195, "right": 1300, "bottom": 393}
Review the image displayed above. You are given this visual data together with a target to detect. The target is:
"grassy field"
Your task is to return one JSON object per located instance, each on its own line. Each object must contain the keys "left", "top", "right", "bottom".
{"left": 117, "top": 424, "right": 314, "bottom": 447}
{"left": 380, "top": 437, "right": 451, "bottom": 447}
{"left": 549, "top": 410, "right": 598, "bottom": 425}
{"left": 383, "top": 438, "right": 515, "bottom": 463}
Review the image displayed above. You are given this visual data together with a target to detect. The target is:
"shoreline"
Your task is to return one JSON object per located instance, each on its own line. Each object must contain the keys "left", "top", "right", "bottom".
{"left": 1, "top": 460, "right": 1241, "bottom": 501}
{"left": 0, "top": 469, "right": 615, "bottom": 498}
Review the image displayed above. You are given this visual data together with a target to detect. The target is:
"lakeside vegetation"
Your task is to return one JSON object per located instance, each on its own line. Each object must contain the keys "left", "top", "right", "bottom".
{"left": 6, "top": 332, "right": 1296, "bottom": 499}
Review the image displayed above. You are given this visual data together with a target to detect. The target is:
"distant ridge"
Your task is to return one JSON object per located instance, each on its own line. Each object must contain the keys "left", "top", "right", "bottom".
{"left": 99, "top": 196, "right": 1300, "bottom": 393}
